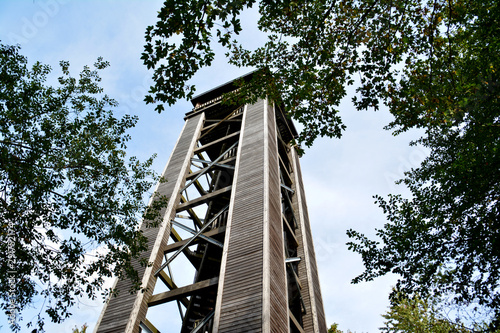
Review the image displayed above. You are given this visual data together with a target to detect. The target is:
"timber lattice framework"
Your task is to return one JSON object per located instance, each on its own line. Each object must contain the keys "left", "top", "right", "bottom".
{"left": 94, "top": 74, "right": 327, "bottom": 333}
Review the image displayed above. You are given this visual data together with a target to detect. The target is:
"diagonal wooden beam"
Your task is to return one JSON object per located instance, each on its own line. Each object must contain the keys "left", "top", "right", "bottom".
{"left": 156, "top": 205, "right": 229, "bottom": 276}
{"left": 157, "top": 271, "right": 189, "bottom": 308}
{"left": 192, "top": 158, "right": 235, "bottom": 171}
{"left": 164, "top": 226, "right": 226, "bottom": 253}
{"left": 289, "top": 311, "right": 306, "bottom": 333}
{"left": 140, "top": 318, "right": 160, "bottom": 333}
{"left": 176, "top": 186, "right": 232, "bottom": 212}
{"left": 283, "top": 214, "right": 299, "bottom": 247}
{"left": 193, "top": 179, "right": 208, "bottom": 196}
{"left": 183, "top": 140, "right": 238, "bottom": 193}
{"left": 186, "top": 156, "right": 236, "bottom": 180}
{"left": 148, "top": 277, "right": 219, "bottom": 307}
{"left": 172, "top": 221, "right": 224, "bottom": 248}
{"left": 179, "top": 195, "right": 203, "bottom": 229}
{"left": 279, "top": 154, "right": 293, "bottom": 187}
{"left": 170, "top": 226, "right": 183, "bottom": 242}
{"left": 194, "top": 131, "right": 239, "bottom": 154}
{"left": 200, "top": 108, "right": 243, "bottom": 139}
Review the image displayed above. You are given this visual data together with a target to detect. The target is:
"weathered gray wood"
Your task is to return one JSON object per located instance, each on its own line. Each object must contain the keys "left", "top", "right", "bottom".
{"left": 148, "top": 277, "right": 218, "bottom": 307}
{"left": 290, "top": 311, "right": 306, "bottom": 333}
{"left": 291, "top": 148, "right": 328, "bottom": 333}
{"left": 164, "top": 226, "right": 226, "bottom": 253}
{"left": 266, "top": 99, "right": 289, "bottom": 332}
{"left": 194, "top": 131, "right": 240, "bottom": 154}
{"left": 94, "top": 113, "right": 205, "bottom": 333}
{"left": 175, "top": 185, "right": 232, "bottom": 212}
{"left": 95, "top": 75, "right": 327, "bottom": 333}
{"left": 213, "top": 99, "right": 288, "bottom": 333}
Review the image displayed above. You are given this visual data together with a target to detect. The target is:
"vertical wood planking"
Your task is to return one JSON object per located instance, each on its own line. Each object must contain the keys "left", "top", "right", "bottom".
{"left": 94, "top": 114, "right": 204, "bottom": 333}
{"left": 214, "top": 98, "right": 287, "bottom": 332}
{"left": 94, "top": 74, "right": 328, "bottom": 333}
{"left": 291, "top": 148, "right": 328, "bottom": 333}
{"left": 266, "top": 100, "right": 288, "bottom": 332}
{"left": 217, "top": 99, "right": 265, "bottom": 332}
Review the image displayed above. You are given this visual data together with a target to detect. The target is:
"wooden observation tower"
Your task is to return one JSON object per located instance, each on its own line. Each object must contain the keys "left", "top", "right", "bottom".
{"left": 94, "top": 74, "right": 327, "bottom": 333}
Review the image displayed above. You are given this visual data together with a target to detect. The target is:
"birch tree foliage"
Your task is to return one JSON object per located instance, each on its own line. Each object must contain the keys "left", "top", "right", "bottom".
{"left": 143, "top": 0, "right": 500, "bottom": 325}
{"left": 0, "top": 43, "right": 165, "bottom": 331}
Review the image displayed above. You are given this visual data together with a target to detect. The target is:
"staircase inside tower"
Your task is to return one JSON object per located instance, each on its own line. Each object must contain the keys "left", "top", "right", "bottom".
{"left": 180, "top": 105, "right": 241, "bottom": 332}
{"left": 143, "top": 104, "right": 242, "bottom": 333}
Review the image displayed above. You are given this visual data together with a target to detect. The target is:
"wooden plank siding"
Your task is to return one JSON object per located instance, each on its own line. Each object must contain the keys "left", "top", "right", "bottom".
{"left": 266, "top": 100, "right": 289, "bottom": 332}
{"left": 94, "top": 73, "right": 328, "bottom": 332}
{"left": 290, "top": 148, "right": 328, "bottom": 333}
{"left": 213, "top": 99, "right": 288, "bottom": 332}
{"left": 94, "top": 113, "right": 205, "bottom": 333}
{"left": 147, "top": 277, "right": 219, "bottom": 307}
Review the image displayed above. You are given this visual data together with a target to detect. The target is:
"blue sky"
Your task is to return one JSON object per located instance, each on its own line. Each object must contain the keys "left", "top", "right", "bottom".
{"left": 0, "top": 1, "right": 427, "bottom": 332}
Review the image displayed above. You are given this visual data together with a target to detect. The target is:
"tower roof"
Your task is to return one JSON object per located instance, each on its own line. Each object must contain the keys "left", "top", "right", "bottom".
{"left": 190, "top": 71, "right": 256, "bottom": 108}
{"left": 187, "top": 71, "right": 298, "bottom": 142}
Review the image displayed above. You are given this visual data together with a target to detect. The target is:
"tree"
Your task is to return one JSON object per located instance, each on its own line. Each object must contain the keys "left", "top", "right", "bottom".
{"left": 0, "top": 43, "right": 163, "bottom": 331}
{"left": 72, "top": 324, "right": 88, "bottom": 333}
{"left": 381, "top": 293, "right": 498, "bottom": 333}
{"left": 328, "top": 323, "right": 344, "bottom": 333}
{"left": 345, "top": 0, "right": 500, "bottom": 325}
{"left": 143, "top": 0, "right": 499, "bottom": 325}
{"left": 328, "top": 322, "right": 353, "bottom": 333}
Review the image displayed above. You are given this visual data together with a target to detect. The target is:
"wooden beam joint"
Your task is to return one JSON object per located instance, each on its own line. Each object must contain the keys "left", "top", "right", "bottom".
{"left": 148, "top": 277, "right": 219, "bottom": 307}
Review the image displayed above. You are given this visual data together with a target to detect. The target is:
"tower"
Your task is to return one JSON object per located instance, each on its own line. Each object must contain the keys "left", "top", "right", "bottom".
{"left": 94, "top": 73, "right": 327, "bottom": 333}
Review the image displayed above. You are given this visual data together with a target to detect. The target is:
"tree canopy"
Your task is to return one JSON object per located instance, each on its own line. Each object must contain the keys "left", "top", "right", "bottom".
{"left": 345, "top": 0, "right": 500, "bottom": 325}
{"left": 144, "top": 0, "right": 500, "bottom": 326}
{"left": 330, "top": 293, "right": 498, "bottom": 333}
{"left": 0, "top": 43, "right": 162, "bottom": 331}
{"left": 381, "top": 293, "right": 500, "bottom": 333}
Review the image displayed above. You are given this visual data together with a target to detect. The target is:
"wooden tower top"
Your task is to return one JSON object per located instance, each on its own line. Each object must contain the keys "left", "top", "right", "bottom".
{"left": 186, "top": 71, "right": 298, "bottom": 144}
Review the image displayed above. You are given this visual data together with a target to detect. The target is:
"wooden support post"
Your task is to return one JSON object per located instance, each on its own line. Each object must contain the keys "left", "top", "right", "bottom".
{"left": 148, "top": 277, "right": 219, "bottom": 307}
{"left": 94, "top": 73, "right": 327, "bottom": 333}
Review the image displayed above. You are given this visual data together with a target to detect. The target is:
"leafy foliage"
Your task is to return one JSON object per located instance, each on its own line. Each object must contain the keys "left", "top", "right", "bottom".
{"left": 346, "top": 0, "right": 500, "bottom": 324}
{"left": 72, "top": 323, "right": 88, "bottom": 333}
{"left": 329, "top": 323, "right": 344, "bottom": 333}
{"left": 143, "top": 0, "right": 496, "bottom": 147}
{"left": 381, "top": 293, "right": 498, "bottom": 333}
{"left": 0, "top": 43, "right": 161, "bottom": 331}
{"left": 143, "top": 0, "right": 352, "bottom": 147}
{"left": 328, "top": 322, "right": 353, "bottom": 333}
{"left": 144, "top": 0, "right": 500, "bottom": 325}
